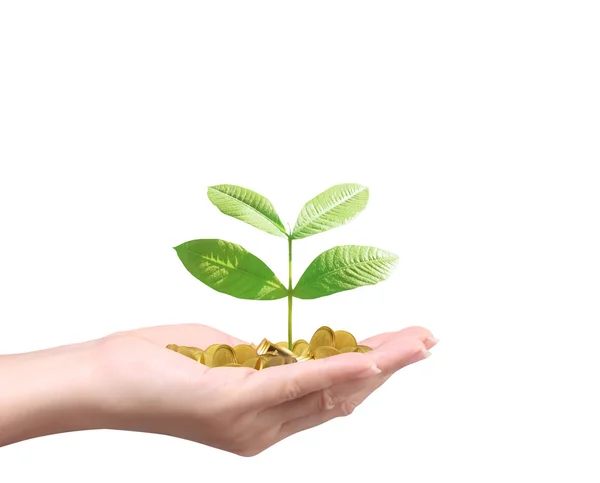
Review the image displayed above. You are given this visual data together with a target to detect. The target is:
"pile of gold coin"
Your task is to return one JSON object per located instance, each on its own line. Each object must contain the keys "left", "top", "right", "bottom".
{"left": 166, "top": 326, "right": 372, "bottom": 370}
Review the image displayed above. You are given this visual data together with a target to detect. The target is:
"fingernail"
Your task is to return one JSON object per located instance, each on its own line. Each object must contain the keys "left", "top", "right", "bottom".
{"left": 425, "top": 336, "right": 440, "bottom": 347}
{"left": 422, "top": 349, "right": 432, "bottom": 359}
{"left": 357, "top": 363, "right": 382, "bottom": 378}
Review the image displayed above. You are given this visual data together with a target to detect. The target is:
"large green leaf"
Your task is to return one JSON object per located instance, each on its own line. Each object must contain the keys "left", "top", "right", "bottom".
{"left": 291, "top": 184, "right": 369, "bottom": 239}
{"left": 174, "top": 239, "right": 287, "bottom": 300}
{"left": 294, "top": 245, "right": 398, "bottom": 299}
{"left": 207, "top": 184, "right": 287, "bottom": 237}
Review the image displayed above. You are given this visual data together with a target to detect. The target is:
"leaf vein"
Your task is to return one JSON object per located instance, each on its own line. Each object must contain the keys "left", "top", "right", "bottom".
{"left": 300, "top": 255, "right": 397, "bottom": 286}
{"left": 210, "top": 187, "right": 285, "bottom": 234}
{"left": 186, "top": 248, "right": 285, "bottom": 290}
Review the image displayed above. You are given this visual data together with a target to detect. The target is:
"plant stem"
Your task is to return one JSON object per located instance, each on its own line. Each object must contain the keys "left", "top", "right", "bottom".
{"left": 287, "top": 236, "right": 293, "bottom": 350}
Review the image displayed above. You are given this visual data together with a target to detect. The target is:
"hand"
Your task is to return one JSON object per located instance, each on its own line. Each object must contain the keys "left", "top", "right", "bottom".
{"left": 0, "top": 324, "right": 437, "bottom": 455}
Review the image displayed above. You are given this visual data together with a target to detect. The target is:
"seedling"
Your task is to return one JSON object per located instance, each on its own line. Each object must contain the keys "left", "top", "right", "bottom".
{"left": 175, "top": 183, "right": 398, "bottom": 350}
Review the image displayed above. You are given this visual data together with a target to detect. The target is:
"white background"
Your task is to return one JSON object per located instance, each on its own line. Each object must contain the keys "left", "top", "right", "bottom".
{"left": 1, "top": 1, "right": 599, "bottom": 481}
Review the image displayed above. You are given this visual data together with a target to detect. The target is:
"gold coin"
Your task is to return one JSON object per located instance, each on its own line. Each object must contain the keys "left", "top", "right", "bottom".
{"left": 258, "top": 354, "right": 273, "bottom": 369}
{"left": 295, "top": 346, "right": 313, "bottom": 361}
{"left": 167, "top": 330, "right": 367, "bottom": 369}
{"left": 256, "top": 356, "right": 268, "bottom": 370}
{"left": 292, "top": 339, "right": 309, "bottom": 356}
{"left": 295, "top": 352, "right": 314, "bottom": 362}
{"left": 195, "top": 351, "right": 206, "bottom": 364}
{"left": 262, "top": 355, "right": 286, "bottom": 368}
{"left": 314, "top": 346, "right": 341, "bottom": 359}
{"left": 177, "top": 346, "right": 203, "bottom": 360}
{"left": 181, "top": 346, "right": 205, "bottom": 363}
{"left": 309, "top": 326, "right": 335, "bottom": 353}
{"left": 204, "top": 344, "right": 222, "bottom": 356}
{"left": 212, "top": 345, "right": 237, "bottom": 367}
{"left": 233, "top": 344, "right": 258, "bottom": 364}
{"left": 270, "top": 343, "right": 295, "bottom": 358}
{"left": 334, "top": 330, "right": 357, "bottom": 350}
{"left": 256, "top": 338, "right": 272, "bottom": 355}
{"left": 202, "top": 353, "right": 213, "bottom": 367}
{"left": 242, "top": 356, "right": 262, "bottom": 370}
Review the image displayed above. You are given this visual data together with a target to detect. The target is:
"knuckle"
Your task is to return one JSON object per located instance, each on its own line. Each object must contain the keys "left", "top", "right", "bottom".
{"left": 283, "top": 379, "right": 303, "bottom": 401}
{"left": 318, "top": 389, "right": 336, "bottom": 411}
{"left": 339, "top": 399, "right": 358, "bottom": 417}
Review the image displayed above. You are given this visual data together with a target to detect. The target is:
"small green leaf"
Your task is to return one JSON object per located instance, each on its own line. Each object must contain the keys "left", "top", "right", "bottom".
{"left": 294, "top": 245, "right": 398, "bottom": 299}
{"left": 207, "top": 184, "right": 287, "bottom": 237}
{"left": 175, "top": 239, "right": 287, "bottom": 300}
{"left": 292, "top": 183, "right": 369, "bottom": 240}
{"left": 291, "top": 184, "right": 369, "bottom": 239}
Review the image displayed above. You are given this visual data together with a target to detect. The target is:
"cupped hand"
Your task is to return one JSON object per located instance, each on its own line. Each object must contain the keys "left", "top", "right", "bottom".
{"left": 90, "top": 324, "right": 437, "bottom": 456}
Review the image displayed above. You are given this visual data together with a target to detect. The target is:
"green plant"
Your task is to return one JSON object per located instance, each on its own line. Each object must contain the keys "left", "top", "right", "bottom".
{"left": 175, "top": 184, "right": 398, "bottom": 350}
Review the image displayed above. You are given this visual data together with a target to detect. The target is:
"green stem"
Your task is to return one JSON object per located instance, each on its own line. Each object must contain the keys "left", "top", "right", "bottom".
{"left": 287, "top": 236, "right": 293, "bottom": 350}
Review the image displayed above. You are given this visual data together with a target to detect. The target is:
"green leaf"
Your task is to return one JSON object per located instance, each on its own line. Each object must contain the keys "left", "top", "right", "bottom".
{"left": 207, "top": 184, "right": 287, "bottom": 237}
{"left": 291, "top": 184, "right": 369, "bottom": 239}
{"left": 174, "top": 239, "right": 287, "bottom": 300}
{"left": 294, "top": 245, "right": 398, "bottom": 299}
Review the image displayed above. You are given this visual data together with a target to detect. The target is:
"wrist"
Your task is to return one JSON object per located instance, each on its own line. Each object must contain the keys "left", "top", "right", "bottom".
{"left": 0, "top": 340, "right": 103, "bottom": 446}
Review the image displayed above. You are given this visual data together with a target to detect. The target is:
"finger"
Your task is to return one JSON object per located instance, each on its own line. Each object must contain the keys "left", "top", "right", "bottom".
{"left": 126, "top": 323, "right": 247, "bottom": 348}
{"left": 337, "top": 345, "right": 433, "bottom": 411}
{"left": 359, "top": 325, "right": 435, "bottom": 349}
{"left": 363, "top": 334, "right": 429, "bottom": 373}
{"left": 242, "top": 352, "right": 380, "bottom": 409}
{"left": 265, "top": 335, "right": 430, "bottom": 424}
{"left": 344, "top": 350, "right": 431, "bottom": 410}
{"left": 343, "top": 338, "right": 434, "bottom": 409}
{"left": 261, "top": 369, "right": 382, "bottom": 423}
{"left": 277, "top": 394, "right": 362, "bottom": 440}
{"left": 342, "top": 347, "right": 432, "bottom": 412}
{"left": 276, "top": 341, "right": 434, "bottom": 441}
{"left": 279, "top": 374, "right": 394, "bottom": 441}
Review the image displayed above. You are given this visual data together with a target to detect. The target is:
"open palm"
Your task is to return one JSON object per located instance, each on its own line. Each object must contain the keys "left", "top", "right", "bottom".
{"left": 93, "top": 324, "right": 437, "bottom": 456}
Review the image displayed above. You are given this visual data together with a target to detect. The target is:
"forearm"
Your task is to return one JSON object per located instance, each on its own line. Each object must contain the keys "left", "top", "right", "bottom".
{"left": 0, "top": 341, "right": 101, "bottom": 447}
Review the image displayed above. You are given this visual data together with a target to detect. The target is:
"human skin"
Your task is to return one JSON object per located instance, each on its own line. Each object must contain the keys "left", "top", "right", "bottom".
{"left": 0, "top": 324, "right": 437, "bottom": 455}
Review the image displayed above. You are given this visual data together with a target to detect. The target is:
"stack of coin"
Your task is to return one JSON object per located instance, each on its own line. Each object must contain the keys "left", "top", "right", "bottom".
{"left": 166, "top": 325, "right": 371, "bottom": 370}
